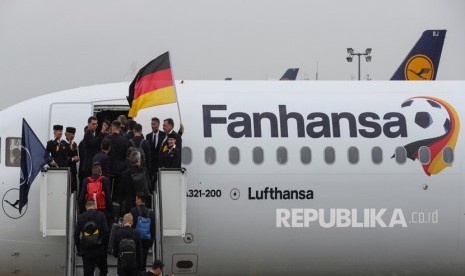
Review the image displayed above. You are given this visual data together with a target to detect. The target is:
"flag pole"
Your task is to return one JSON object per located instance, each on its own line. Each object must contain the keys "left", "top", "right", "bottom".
{"left": 168, "top": 52, "right": 183, "bottom": 125}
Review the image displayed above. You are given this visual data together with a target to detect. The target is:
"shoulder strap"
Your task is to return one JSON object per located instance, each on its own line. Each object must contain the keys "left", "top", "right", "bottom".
{"left": 129, "top": 139, "right": 136, "bottom": 147}
{"left": 137, "top": 206, "right": 149, "bottom": 218}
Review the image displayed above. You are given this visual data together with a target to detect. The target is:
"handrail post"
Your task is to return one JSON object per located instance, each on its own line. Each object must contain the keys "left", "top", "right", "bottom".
{"left": 154, "top": 170, "right": 163, "bottom": 262}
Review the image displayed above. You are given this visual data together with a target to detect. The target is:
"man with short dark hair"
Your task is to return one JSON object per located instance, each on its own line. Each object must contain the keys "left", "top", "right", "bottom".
{"left": 46, "top": 124, "right": 68, "bottom": 167}
{"left": 109, "top": 120, "right": 129, "bottom": 203}
{"left": 131, "top": 193, "right": 155, "bottom": 271}
{"left": 82, "top": 116, "right": 105, "bottom": 177}
{"left": 92, "top": 138, "right": 111, "bottom": 177}
{"left": 141, "top": 260, "right": 164, "bottom": 276}
{"left": 74, "top": 199, "right": 109, "bottom": 276}
{"left": 125, "top": 119, "right": 137, "bottom": 140}
{"left": 146, "top": 117, "right": 165, "bottom": 183}
{"left": 118, "top": 115, "right": 129, "bottom": 136}
{"left": 162, "top": 118, "right": 182, "bottom": 149}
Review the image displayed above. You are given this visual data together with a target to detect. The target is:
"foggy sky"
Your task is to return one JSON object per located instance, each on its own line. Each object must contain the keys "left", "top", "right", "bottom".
{"left": 1, "top": 0, "right": 464, "bottom": 110}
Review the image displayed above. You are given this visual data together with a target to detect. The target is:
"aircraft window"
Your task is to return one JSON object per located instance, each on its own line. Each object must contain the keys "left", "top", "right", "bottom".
{"left": 229, "top": 147, "right": 240, "bottom": 165}
{"left": 300, "top": 147, "right": 312, "bottom": 165}
{"left": 205, "top": 147, "right": 216, "bottom": 165}
{"left": 443, "top": 147, "right": 454, "bottom": 164}
{"left": 348, "top": 146, "right": 359, "bottom": 164}
{"left": 5, "top": 137, "right": 21, "bottom": 167}
{"left": 276, "top": 147, "right": 288, "bottom": 165}
{"left": 371, "top": 147, "right": 383, "bottom": 164}
{"left": 324, "top": 147, "right": 335, "bottom": 164}
{"left": 253, "top": 147, "right": 264, "bottom": 165}
{"left": 418, "top": 146, "right": 430, "bottom": 165}
{"left": 395, "top": 146, "right": 407, "bottom": 164}
{"left": 0, "top": 137, "right": 2, "bottom": 163}
{"left": 181, "top": 147, "right": 192, "bottom": 165}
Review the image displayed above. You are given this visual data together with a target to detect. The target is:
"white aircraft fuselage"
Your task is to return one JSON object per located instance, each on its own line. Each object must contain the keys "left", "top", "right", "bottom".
{"left": 0, "top": 81, "right": 464, "bottom": 275}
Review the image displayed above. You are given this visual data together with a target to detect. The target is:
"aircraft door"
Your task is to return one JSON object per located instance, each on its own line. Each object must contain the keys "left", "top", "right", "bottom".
{"left": 50, "top": 103, "right": 93, "bottom": 142}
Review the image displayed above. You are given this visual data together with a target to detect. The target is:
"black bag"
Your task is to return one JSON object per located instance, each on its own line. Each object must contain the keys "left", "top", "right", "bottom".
{"left": 118, "top": 238, "right": 137, "bottom": 269}
{"left": 129, "top": 138, "right": 147, "bottom": 167}
{"left": 131, "top": 170, "right": 150, "bottom": 195}
{"left": 108, "top": 223, "right": 122, "bottom": 254}
{"left": 82, "top": 220, "right": 102, "bottom": 249}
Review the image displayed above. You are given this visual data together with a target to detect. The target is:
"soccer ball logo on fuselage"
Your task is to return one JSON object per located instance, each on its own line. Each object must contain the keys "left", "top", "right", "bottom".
{"left": 399, "top": 96, "right": 459, "bottom": 176}
{"left": 402, "top": 98, "right": 450, "bottom": 137}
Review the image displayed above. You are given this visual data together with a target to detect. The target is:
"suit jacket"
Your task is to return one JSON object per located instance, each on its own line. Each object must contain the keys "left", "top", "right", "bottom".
{"left": 82, "top": 130, "right": 104, "bottom": 175}
{"left": 161, "top": 146, "right": 181, "bottom": 168}
{"left": 62, "top": 139, "right": 78, "bottom": 175}
{"left": 145, "top": 130, "right": 166, "bottom": 173}
{"left": 92, "top": 151, "right": 110, "bottom": 177}
{"left": 46, "top": 139, "right": 68, "bottom": 167}
{"left": 108, "top": 133, "right": 128, "bottom": 176}
{"left": 161, "top": 130, "right": 182, "bottom": 149}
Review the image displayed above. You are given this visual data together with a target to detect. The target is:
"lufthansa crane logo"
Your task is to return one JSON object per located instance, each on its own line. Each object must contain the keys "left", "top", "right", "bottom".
{"left": 2, "top": 188, "right": 28, "bottom": 219}
{"left": 404, "top": 54, "right": 434, "bottom": 80}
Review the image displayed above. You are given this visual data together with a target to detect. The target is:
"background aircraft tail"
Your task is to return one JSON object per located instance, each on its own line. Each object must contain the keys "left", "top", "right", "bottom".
{"left": 391, "top": 30, "right": 446, "bottom": 80}
{"left": 280, "top": 68, "right": 299, "bottom": 80}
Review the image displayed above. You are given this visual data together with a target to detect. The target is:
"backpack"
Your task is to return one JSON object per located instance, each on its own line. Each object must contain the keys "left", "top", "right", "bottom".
{"left": 82, "top": 220, "right": 102, "bottom": 249}
{"left": 135, "top": 206, "right": 151, "bottom": 240}
{"left": 118, "top": 238, "right": 137, "bottom": 269}
{"left": 130, "top": 169, "right": 150, "bottom": 195}
{"left": 85, "top": 176, "right": 106, "bottom": 210}
{"left": 129, "top": 138, "right": 147, "bottom": 167}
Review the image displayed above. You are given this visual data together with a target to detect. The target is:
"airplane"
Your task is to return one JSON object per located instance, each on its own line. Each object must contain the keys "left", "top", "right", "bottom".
{"left": 0, "top": 29, "right": 450, "bottom": 275}
{"left": 224, "top": 68, "right": 299, "bottom": 81}
{"left": 391, "top": 30, "right": 446, "bottom": 80}
{"left": 0, "top": 79, "right": 464, "bottom": 275}
{"left": 280, "top": 68, "right": 299, "bottom": 80}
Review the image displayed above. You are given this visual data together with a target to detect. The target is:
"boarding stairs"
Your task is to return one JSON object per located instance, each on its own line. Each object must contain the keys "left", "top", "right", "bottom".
{"left": 40, "top": 168, "right": 186, "bottom": 275}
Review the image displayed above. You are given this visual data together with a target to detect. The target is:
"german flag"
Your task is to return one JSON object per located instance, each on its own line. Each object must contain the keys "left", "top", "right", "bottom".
{"left": 127, "top": 52, "right": 176, "bottom": 117}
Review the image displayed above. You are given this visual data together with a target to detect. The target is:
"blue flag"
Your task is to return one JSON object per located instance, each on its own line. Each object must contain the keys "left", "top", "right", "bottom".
{"left": 19, "top": 119, "right": 48, "bottom": 212}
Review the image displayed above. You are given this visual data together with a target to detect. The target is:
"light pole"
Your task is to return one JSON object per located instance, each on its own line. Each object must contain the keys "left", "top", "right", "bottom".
{"left": 346, "top": 48, "right": 372, "bottom": 80}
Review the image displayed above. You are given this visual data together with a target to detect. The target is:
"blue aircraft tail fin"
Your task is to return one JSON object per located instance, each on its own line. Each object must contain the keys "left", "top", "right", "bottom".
{"left": 280, "top": 68, "right": 299, "bottom": 80}
{"left": 391, "top": 30, "right": 446, "bottom": 80}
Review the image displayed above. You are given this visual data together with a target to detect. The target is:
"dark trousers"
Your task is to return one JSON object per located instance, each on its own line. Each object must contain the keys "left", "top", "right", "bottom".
{"left": 117, "top": 268, "right": 139, "bottom": 276}
{"left": 83, "top": 253, "right": 108, "bottom": 276}
{"left": 140, "top": 242, "right": 151, "bottom": 271}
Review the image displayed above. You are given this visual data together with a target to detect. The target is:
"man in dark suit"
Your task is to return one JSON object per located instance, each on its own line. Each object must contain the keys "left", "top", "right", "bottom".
{"left": 82, "top": 116, "right": 105, "bottom": 178}
{"left": 108, "top": 120, "right": 129, "bottom": 202}
{"left": 161, "top": 118, "right": 182, "bottom": 149}
{"left": 145, "top": 117, "right": 165, "bottom": 182}
{"left": 63, "top": 127, "right": 79, "bottom": 193}
{"left": 92, "top": 138, "right": 111, "bottom": 177}
{"left": 46, "top": 124, "right": 68, "bottom": 167}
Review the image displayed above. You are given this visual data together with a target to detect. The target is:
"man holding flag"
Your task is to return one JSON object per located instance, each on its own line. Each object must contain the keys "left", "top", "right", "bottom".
{"left": 19, "top": 119, "right": 49, "bottom": 213}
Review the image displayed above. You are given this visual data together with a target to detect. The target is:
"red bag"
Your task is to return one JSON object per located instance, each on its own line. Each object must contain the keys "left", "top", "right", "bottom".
{"left": 85, "top": 176, "right": 106, "bottom": 210}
